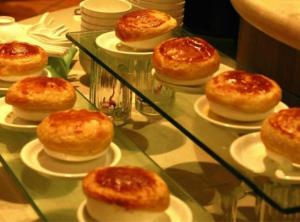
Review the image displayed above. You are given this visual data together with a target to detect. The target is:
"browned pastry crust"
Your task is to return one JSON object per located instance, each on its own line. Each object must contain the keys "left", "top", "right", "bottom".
{"left": 5, "top": 76, "right": 76, "bottom": 111}
{"left": 0, "top": 42, "right": 48, "bottom": 76}
{"left": 115, "top": 9, "right": 177, "bottom": 42}
{"left": 83, "top": 166, "right": 170, "bottom": 211}
{"left": 152, "top": 37, "right": 220, "bottom": 81}
{"left": 37, "top": 109, "right": 113, "bottom": 156}
{"left": 261, "top": 108, "right": 300, "bottom": 164}
{"left": 205, "top": 70, "right": 282, "bottom": 113}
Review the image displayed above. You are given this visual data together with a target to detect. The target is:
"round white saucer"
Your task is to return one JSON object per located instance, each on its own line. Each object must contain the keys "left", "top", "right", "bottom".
{"left": 0, "top": 98, "right": 37, "bottom": 132}
{"left": 77, "top": 195, "right": 193, "bottom": 222}
{"left": 156, "top": 76, "right": 205, "bottom": 94}
{"left": 95, "top": 31, "right": 153, "bottom": 58}
{"left": 230, "top": 132, "right": 300, "bottom": 183}
{"left": 20, "top": 139, "right": 121, "bottom": 178}
{"left": 0, "top": 68, "right": 51, "bottom": 93}
{"left": 193, "top": 95, "right": 288, "bottom": 131}
{"left": 154, "top": 63, "right": 233, "bottom": 94}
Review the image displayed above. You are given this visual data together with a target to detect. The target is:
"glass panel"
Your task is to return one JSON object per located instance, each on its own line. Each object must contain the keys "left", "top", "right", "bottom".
{"left": 0, "top": 91, "right": 212, "bottom": 221}
{"left": 67, "top": 30, "right": 300, "bottom": 213}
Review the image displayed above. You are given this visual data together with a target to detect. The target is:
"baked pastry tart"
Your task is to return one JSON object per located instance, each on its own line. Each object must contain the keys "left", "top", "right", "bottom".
{"left": 261, "top": 108, "right": 300, "bottom": 166}
{"left": 205, "top": 70, "right": 282, "bottom": 121}
{"left": 115, "top": 9, "right": 177, "bottom": 50}
{"left": 83, "top": 166, "right": 170, "bottom": 222}
{"left": 153, "top": 37, "right": 220, "bottom": 86}
{"left": 0, "top": 41, "right": 47, "bottom": 82}
{"left": 5, "top": 76, "right": 76, "bottom": 121}
{"left": 37, "top": 109, "right": 113, "bottom": 161}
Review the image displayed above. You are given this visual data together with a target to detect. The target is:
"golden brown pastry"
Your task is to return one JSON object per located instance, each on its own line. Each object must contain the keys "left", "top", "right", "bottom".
{"left": 261, "top": 108, "right": 300, "bottom": 164}
{"left": 5, "top": 76, "right": 76, "bottom": 121}
{"left": 205, "top": 70, "right": 282, "bottom": 121}
{"left": 115, "top": 9, "right": 177, "bottom": 50}
{"left": 37, "top": 109, "right": 113, "bottom": 161}
{"left": 0, "top": 42, "right": 48, "bottom": 82}
{"left": 153, "top": 37, "right": 220, "bottom": 86}
{"left": 83, "top": 166, "right": 170, "bottom": 222}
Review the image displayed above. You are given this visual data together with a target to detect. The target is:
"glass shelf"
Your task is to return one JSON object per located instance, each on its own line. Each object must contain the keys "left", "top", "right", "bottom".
{"left": 0, "top": 90, "right": 212, "bottom": 221}
{"left": 67, "top": 30, "right": 300, "bottom": 214}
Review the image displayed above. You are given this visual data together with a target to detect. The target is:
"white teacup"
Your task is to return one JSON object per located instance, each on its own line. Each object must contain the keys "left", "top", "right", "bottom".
{"left": 0, "top": 16, "right": 25, "bottom": 43}
{"left": 81, "top": 12, "right": 118, "bottom": 27}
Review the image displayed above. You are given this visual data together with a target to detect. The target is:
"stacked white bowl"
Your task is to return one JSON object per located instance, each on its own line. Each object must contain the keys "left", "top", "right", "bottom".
{"left": 79, "top": 0, "right": 133, "bottom": 73}
{"left": 128, "top": 0, "right": 185, "bottom": 26}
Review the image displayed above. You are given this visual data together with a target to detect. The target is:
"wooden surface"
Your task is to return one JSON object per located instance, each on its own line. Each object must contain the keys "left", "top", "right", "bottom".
{"left": 236, "top": 18, "right": 300, "bottom": 97}
{"left": 0, "top": 0, "right": 81, "bottom": 21}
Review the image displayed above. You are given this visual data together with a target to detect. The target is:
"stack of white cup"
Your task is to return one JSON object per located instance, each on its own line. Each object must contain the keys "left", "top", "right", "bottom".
{"left": 79, "top": 0, "right": 132, "bottom": 73}
{"left": 128, "top": 0, "right": 185, "bottom": 26}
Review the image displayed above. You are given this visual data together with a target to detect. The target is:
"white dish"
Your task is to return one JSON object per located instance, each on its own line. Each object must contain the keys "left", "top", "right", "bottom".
{"left": 81, "top": 15, "right": 117, "bottom": 27}
{"left": 194, "top": 95, "right": 288, "bottom": 131}
{"left": 81, "top": 19, "right": 114, "bottom": 30}
{"left": 0, "top": 68, "right": 51, "bottom": 93}
{"left": 154, "top": 63, "right": 233, "bottom": 94}
{"left": 158, "top": 79, "right": 205, "bottom": 94}
{"left": 20, "top": 139, "right": 121, "bottom": 178}
{"left": 95, "top": 31, "right": 153, "bottom": 58}
{"left": 135, "top": 1, "right": 185, "bottom": 11}
{"left": 0, "top": 98, "right": 38, "bottom": 132}
{"left": 230, "top": 132, "right": 300, "bottom": 183}
{"left": 80, "top": 0, "right": 132, "bottom": 18}
{"left": 163, "top": 8, "right": 184, "bottom": 18}
{"left": 120, "top": 31, "right": 173, "bottom": 50}
{"left": 130, "top": 0, "right": 184, "bottom": 3}
{"left": 77, "top": 194, "right": 193, "bottom": 222}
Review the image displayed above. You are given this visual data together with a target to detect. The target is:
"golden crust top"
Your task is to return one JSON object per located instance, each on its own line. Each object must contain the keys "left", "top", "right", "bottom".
{"left": 0, "top": 42, "right": 48, "bottom": 76}
{"left": 5, "top": 76, "right": 76, "bottom": 111}
{"left": 0, "top": 41, "right": 39, "bottom": 58}
{"left": 266, "top": 108, "right": 300, "bottom": 139}
{"left": 83, "top": 166, "right": 170, "bottom": 211}
{"left": 152, "top": 37, "right": 220, "bottom": 80}
{"left": 115, "top": 9, "right": 177, "bottom": 42}
{"left": 158, "top": 37, "right": 216, "bottom": 62}
{"left": 205, "top": 71, "right": 282, "bottom": 113}
{"left": 261, "top": 108, "right": 300, "bottom": 163}
{"left": 37, "top": 109, "right": 114, "bottom": 156}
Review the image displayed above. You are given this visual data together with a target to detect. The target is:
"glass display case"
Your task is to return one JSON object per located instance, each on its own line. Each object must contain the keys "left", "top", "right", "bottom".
{"left": 1, "top": 26, "right": 300, "bottom": 222}
{"left": 65, "top": 28, "right": 300, "bottom": 216}
{"left": 0, "top": 88, "right": 212, "bottom": 221}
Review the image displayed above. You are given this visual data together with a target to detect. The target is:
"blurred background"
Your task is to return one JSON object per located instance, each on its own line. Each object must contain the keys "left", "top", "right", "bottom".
{"left": 0, "top": 0, "right": 81, "bottom": 21}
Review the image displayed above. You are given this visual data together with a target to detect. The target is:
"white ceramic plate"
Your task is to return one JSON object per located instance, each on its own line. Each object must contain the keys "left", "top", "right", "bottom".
{"left": 95, "top": 31, "right": 153, "bottom": 58}
{"left": 156, "top": 64, "right": 232, "bottom": 94}
{"left": 20, "top": 139, "right": 121, "bottom": 178}
{"left": 193, "top": 95, "right": 288, "bottom": 131}
{"left": 0, "top": 68, "right": 51, "bottom": 94}
{"left": 0, "top": 98, "right": 38, "bottom": 132}
{"left": 230, "top": 132, "right": 300, "bottom": 183}
{"left": 77, "top": 194, "right": 193, "bottom": 222}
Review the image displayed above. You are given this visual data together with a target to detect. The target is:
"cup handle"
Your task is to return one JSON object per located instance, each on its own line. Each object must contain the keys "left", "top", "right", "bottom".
{"left": 74, "top": 8, "right": 81, "bottom": 16}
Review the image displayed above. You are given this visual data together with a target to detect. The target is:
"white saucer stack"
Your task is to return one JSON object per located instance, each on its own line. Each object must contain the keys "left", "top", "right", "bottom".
{"left": 128, "top": 0, "right": 185, "bottom": 26}
{"left": 80, "top": 0, "right": 132, "bottom": 32}
{"left": 79, "top": 0, "right": 133, "bottom": 73}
